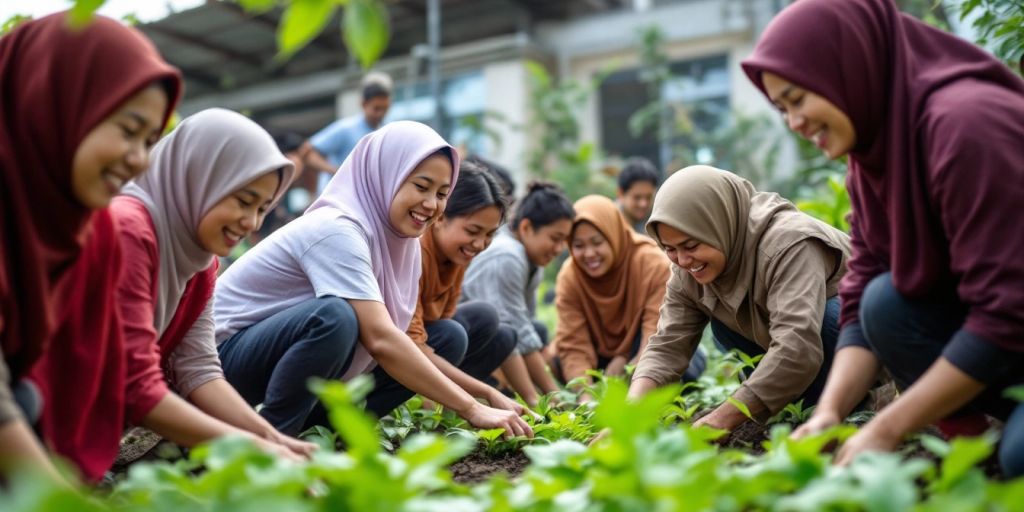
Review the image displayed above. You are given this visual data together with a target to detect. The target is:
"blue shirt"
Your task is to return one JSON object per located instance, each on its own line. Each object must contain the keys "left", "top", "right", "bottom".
{"left": 309, "top": 114, "right": 375, "bottom": 193}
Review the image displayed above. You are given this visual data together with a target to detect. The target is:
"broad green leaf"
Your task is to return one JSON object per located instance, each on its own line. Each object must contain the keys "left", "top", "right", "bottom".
{"left": 277, "top": 0, "right": 336, "bottom": 59}
{"left": 69, "top": 0, "right": 104, "bottom": 27}
{"left": 343, "top": 0, "right": 390, "bottom": 69}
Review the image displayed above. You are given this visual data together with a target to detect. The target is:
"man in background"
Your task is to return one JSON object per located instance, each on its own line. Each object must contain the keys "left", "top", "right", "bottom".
{"left": 304, "top": 71, "right": 393, "bottom": 194}
{"left": 615, "top": 156, "right": 660, "bottom": 233}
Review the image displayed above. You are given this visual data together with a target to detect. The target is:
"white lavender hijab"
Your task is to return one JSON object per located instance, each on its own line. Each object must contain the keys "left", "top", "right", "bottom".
{"left": 122, "top": 108, "right": 295, "bottom": 334}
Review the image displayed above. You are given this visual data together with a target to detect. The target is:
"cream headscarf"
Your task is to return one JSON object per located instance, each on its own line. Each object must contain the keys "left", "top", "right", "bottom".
{"left": 122, "top": 108, "right": 295, "bottom": 335}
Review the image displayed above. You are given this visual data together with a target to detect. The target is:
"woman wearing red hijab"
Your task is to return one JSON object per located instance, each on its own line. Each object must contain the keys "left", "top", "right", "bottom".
{"left": 743, "top": 0, "right": 1024, "bottom": 474}
{"left": 0, "top": 12, "right": 181, "bottom": 480}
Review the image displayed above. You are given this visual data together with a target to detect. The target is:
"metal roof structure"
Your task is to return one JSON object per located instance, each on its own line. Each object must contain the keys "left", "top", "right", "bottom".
{"left": 140, "top": 0, "right": 629, "bottom": 102}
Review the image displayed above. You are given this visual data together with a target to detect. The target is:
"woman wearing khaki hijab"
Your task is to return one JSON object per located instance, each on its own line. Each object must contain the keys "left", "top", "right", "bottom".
{"left": 554, "top": 195, "right": 705, "bottom": 397}
{"left": 630, "top": 166, "right": 850, "bottom": 433}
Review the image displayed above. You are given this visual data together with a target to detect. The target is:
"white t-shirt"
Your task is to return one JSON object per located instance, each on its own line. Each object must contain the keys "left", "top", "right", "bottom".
{"left": 214, "top": 208, "right": 382, "bottom": 342}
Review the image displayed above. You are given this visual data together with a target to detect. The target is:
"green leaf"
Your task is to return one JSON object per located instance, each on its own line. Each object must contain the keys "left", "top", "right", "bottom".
{"left": 1004, "top": 384, "right": 1024, "bottom": 402}
{"left": 726, "top": 397, "right": 754, "bottom": 420}
{"left": 277, "top": 0, "right": 336, "bottom": 59}
{"left": 343, "top": 0, "right": 390, "bottom": 69}
{"left": 69, "top": 0, "right": 104, "bottom": 27}
{"left": 237, "top": 0, "right": 278, "bottom": 14}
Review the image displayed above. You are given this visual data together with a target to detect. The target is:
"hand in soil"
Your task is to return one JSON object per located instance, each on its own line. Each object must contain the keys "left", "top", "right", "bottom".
{"left": 604, "top": 356, "right": 629, "bottom": 377}
{"left": 833, "top": 421, "right": 901, "bottom": 466}
{"left": 692, "top": 401, "right": 749, "bottom": 433}
{"left": 791, "top": 410, "right": 842, "bottom": 440}
{"left": 464, "top": 402, "right": 534, "bottom": 439}
{"left": 486, "top": 388, "right": 544, "bottom": 421}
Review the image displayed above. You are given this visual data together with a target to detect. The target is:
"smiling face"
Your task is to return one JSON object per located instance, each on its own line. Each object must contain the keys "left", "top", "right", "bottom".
{"left": 389, "top": 153, "right": 453, "bottom": 237}
{"left": 518, "top": 217, "right": 572, "bottom": 267}
{"left": 655, "top": 222, "right": 726, "bottom": 285}
{"left": 761, "top": 72, "right": 856, "bottom": 160}
{"left": 432, "top": 205, "right": 502, "bottom": 266}
{"left": 570, "top": 221, "right": 615, "bottom": 279}
{"left": 197, "top": 171, "right": 281, "bottom": 256}
{"left": 71, "top": 84, "right": 168, "bottom": 208}
{"left": 617, "top": 180, "right": 656, "bottom": 225}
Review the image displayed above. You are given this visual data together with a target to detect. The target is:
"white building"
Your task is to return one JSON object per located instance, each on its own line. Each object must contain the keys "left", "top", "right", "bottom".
{"left": 142, "top": 0, "right": 790, "bottom": 190}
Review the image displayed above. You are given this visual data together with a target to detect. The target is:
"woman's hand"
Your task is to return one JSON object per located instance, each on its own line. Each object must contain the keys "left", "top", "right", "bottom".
{"left": 266, "top": 430, "right": 318, "bottom": 458}
{"left": 604, "top": 356, "right": 629, "bottom": 377}
{"left": 791, "top": 409, "right": 843, "bottom": 440}
{"left": 463, "top": 402, "right": 534, "bottom": 439}
{"left": 833, "top": 420, "right": 902, "bottom": 466}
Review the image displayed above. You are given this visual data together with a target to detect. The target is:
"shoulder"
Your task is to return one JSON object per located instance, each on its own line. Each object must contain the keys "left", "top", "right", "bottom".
{"left": 110, "top": 197, "right": 156, "bottom": 242}
{"left": 921, "top": 81, "right": 1024, "bottom": 146}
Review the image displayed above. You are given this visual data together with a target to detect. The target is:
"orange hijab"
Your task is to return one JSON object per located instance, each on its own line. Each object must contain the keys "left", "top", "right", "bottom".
{"left": 559, "top": 195, "right": 669, "bottom": 356}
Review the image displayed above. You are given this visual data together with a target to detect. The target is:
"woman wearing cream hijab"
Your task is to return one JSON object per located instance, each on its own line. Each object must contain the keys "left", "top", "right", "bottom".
{"left": 630, "top": 166, "right": 850, "bottom": 433}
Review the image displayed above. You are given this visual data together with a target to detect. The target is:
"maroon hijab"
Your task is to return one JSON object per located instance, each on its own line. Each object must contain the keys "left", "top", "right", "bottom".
{"left": 1, "top": 12, "right": 181, "bottom": 480}
{"left": 742, "top": 0, "right": 1024, "bottom": 348}
{"left": 0, "top": 12, "right": 181, "bottom": 378}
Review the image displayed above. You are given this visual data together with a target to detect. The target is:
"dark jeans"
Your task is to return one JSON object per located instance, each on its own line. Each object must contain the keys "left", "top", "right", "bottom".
{"left": 859, "top": 273, "right": 1024, "bottom": 476}
{"left": 218, "top": 297, "right": 360, "bottom": 436}
{"left": 710, "top": 296, "right": 840, "bottom": 408}
{"left": 14, "top": 379, "right": 41, "bottom": 425}
{"left": 360, "top": 301, "right": 515, "bottom": 418}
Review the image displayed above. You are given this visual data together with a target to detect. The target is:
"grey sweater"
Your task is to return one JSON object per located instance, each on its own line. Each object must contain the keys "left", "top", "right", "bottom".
{"left": 461, "top": 230, "right": 544, "bottom": 354}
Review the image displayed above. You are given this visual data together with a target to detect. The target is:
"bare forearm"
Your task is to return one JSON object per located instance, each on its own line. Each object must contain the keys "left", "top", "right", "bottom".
{"left": 869, "top": 358, "right": 984, "bottom": 439}
{"left": 141, "top": 393, "right": 246, "bottom": 447}
{"left": 628, "top": 376, "right": 660, "bottom": 400}
{"left": 370, "top": 337, "right": 477, "bottom": 415}
{"left": 500, "top": 355, "right": 539, "bottom": 405}
{"left": 815, "top": 346, "right": 881, "bottom": 418}
{"left": 187, "top": 378, "right": 276, "bottom": 439}
{"left": 0, "top": 419, "right": 61, "bottom": 480}
{"left": 303, "top": 143, "right": 336, "bottom": 174}
{"left": 423, "top": 347, "right": 492, "bottom": 399}
{"left": 524, "top": 351, "right": 559, "bottom": 393}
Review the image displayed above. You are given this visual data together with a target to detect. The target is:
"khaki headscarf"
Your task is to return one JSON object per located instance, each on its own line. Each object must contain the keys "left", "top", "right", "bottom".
{"left": 557, "top": 195, "right": 670, "bottom": 365}
{"left": 647, "top": 166, "right": 801, "bottom": 311}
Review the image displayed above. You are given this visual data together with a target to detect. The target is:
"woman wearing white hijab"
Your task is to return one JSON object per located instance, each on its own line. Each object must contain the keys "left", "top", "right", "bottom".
{"left": 111, "top": 108, "right": 312, "bottom": 458}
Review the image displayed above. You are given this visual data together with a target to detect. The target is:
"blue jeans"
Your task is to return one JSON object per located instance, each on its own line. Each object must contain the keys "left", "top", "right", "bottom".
{"left": 710, "top": 296, "right": 840, "bottom": 408}
{"left": 859, "top": 273, "right": 1024, "bottom": 477}
{"left": 218, "top": 297, "right": 360, "bottom": 436}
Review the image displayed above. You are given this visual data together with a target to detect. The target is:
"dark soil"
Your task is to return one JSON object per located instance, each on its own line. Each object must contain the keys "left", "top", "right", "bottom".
{"left": 450, "top": 449, "right": 530, "bottom": 484}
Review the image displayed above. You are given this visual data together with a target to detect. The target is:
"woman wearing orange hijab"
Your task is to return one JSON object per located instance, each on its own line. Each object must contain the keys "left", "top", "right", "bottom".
{"left": 554, "top": 195, "right": 704, "bottom": 397}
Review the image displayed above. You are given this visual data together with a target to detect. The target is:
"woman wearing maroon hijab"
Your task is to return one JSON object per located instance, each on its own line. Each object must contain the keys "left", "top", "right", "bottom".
{"left": 0, "top": 12, "right": 180, "bottom": 479}
{"left": 742, "top": 0, "right": 1024, "bottom": 475}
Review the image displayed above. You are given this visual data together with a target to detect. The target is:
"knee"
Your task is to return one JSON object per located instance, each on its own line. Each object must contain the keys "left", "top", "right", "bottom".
{"left": 308, "top": 297, "right": 359, "bottom": 347}
{"left": 428, "top": 319, "right": 469, "bottom": 364}
{"left": 462, "top": 301, "right": 500, "bottom": 336}
{"left": 490, "top": 323, "right": 517, "bottom": 359}
{"left": 532, "top": 320, "right": 550, "bottom": 346}
{"left": 858, "top": 273, "right": 906, "bottom": 350}
{"left": 999, "top": 406, "right": 1024, "bottom": 478}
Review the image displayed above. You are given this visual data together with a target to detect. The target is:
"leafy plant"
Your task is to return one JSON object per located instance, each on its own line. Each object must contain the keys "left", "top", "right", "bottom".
{"left": 960, "top": 0, "right": 1024, "bottom": 73}
{"left": 61, "top": 0, "right": 390, "bottom": 67}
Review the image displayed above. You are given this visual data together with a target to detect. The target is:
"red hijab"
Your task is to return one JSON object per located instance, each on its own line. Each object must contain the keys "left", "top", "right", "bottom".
{"left": 1, "top": 12, "right": 181, "bottom": 480}
{"left": 0, "top": 12, "right": 181, "bottom": 378}
{"left": 742, "top": 0, "right": 1024, "bottom": 348}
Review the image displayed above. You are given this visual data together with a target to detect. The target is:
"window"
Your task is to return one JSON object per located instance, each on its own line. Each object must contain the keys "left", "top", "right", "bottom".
{"left": 599, "top": 54, "right": 730, "bottom": 172}
{"left": 388, "top": 71, "right": 487, "bottom": 154}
